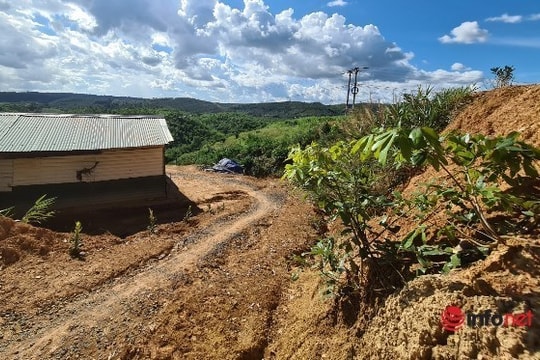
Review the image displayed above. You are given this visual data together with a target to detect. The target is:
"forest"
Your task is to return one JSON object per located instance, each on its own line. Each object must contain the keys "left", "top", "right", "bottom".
{"left": 0, "top": 91, "right": 348, "bottom": 176}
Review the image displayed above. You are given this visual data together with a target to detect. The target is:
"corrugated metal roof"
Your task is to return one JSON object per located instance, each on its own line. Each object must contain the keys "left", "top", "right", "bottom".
{"left": 0, "top": 113, "right": 174, "bottom": 152}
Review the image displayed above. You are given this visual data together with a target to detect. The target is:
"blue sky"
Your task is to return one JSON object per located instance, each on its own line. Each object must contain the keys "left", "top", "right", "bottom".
{"left": 0, "top": 0, "right": 538, "bottom": 104}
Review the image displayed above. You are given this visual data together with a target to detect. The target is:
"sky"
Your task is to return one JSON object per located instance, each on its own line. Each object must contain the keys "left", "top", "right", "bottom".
{"left": 1, "top": 0, "right": 539, "bottom": 104}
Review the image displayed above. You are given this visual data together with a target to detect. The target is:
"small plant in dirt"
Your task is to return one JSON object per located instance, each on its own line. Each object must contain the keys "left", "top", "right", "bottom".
{"left": 284, "top": 140, "right": 399, "bottom": 295}
{"left": 0, "top": 206, "right": 15, "bottom": 218}
{"left": 21, "top": 195, "right": 56, "bottom": 225}
{"left": 490, "top": 65, "right": 515, "bottom": 88}
{"left": 183, "top": 205, "right": 193, "bottom": 222}
{"left": 69, "top": 221, "right": 84, "bottom": 259}
{"left": 147, "top": 208, "right": 157, "bottom": 234}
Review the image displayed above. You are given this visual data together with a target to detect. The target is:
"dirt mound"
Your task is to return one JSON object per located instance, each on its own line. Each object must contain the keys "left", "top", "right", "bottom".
{"left": 358, "top": 238, "right": 540, "bottom": 359}
{"left": 0, "top": 216, "right": 64, "bottom": 267}
{"left": 447, "top": 85, "right": 540, "bottom": 147}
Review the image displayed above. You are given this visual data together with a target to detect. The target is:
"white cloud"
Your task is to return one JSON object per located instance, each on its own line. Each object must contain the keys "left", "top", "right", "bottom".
{"left": 486, "top": 13, "right": 522, "bottom": 23}
{"left": 451, "top": 63, "right": 468, "bottom": 71}
{"left": 327, "top": 0, "right": 348, "bottom": 7}
{"left": 485, "top": 13, "right": 540, "bottom": 23}
{"left": 64, "top": 3, "right": 98, "bottom": 31}
{"left": 439, "top": 21, "right": 489, "bottom": 44}
{"left": 0, "top": 0, "right": 484, "bottom": 104}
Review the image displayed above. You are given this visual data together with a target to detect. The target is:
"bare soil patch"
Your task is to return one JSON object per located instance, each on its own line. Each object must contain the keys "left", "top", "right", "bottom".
{"left": 0, "top": 166, "right": 318, "bottom": 359}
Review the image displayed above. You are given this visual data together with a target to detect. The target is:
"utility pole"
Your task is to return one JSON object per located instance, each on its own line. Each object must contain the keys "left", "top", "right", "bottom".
{"left": 345, "top": 69, "right": 353, "bottom": 111}
{"left": 351, "top": 67, "right": 360, "bottom": 109}
{"left": 345, "top": 66, "right": 368, "bottom": 112}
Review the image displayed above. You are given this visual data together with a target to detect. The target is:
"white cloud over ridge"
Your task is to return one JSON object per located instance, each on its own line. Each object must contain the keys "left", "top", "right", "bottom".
{"left": 0, "top": 0, "right": 483, "bottom": 104}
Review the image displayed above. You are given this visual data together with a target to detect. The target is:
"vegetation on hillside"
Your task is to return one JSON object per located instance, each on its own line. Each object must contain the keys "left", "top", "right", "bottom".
{"left": 0, "top": 91, "right": 349, "bottom": 177}
{"left": 0, "top": 91, "right": 343, "bottom": 118}
{"left": 171, "top": 115, "right": 346, "bottom": 177}
{"left": 284, "top": 85, "right": 540, "bottom": 299}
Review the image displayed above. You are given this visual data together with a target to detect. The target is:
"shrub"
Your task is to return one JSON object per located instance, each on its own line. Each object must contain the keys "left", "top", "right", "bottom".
{"left": 384, "top": 86, "right": 474, "bottom": 131}
{"left": 284, "top": 87, "right": 539, "bottom": 298}
{"left": 490, "top": 65, "right": 515, "bottom": 88}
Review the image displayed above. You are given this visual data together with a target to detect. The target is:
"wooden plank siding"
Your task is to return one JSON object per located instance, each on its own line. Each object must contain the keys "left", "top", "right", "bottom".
{"left": 0, "top": 159, "right": 13, "bottom": 192}
{"left": 12, "top": 146, "right": 164, "bottom": 186}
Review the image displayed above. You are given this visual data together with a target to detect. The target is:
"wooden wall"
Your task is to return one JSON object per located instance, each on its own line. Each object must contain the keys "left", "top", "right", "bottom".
{"left": 0, "top": 159, "right": 13, "bottom": 192}
{"left": 10, "top": 146, "right": 164, "bottom": 187}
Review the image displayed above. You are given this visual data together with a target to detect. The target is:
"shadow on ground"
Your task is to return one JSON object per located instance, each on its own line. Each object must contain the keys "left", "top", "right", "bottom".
{"left": 43, "top": 177, "right": 200, "bottom": 237}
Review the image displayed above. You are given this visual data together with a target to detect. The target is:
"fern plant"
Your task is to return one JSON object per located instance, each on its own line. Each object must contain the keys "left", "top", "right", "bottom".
{"left": 0, "top": 206, "right": 15, "bottom": 218}
{"left": 183, "top": 205, "right": 193, "bottom": 222}
{"left": 21, "top": 195, "right": 56, "bottom": 224}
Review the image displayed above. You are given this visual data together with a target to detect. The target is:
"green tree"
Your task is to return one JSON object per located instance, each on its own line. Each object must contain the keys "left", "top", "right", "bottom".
{"left": 490, "top": 65, "right": 515, "bottom": 88}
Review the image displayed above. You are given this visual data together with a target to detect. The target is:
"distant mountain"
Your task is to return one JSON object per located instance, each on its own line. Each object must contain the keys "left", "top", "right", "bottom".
{"left": 0, "top": 92, "right": 346, "bottom": 118}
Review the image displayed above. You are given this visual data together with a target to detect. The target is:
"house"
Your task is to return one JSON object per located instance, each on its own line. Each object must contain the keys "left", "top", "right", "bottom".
{"left": 0, "top": 113, "right": 174, "bottom": 212}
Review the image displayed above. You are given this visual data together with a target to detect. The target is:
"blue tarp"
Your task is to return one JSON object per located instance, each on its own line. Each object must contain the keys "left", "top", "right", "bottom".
{"left": 211, "top": 158, "right": 244, "bottom": 174}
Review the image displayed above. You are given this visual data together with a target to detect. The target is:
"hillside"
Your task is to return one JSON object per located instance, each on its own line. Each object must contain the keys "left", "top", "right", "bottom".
{"left": 268, "top": 84, "right": 540, "bottom": 359}
{"left": 0, "top": 85, "right": 538, "bottom": 359}
{"left": 446, "top": 84, "right": 540, "bottom": 146}
{"left": 0, "top": 91, "right": 345, "bottom": 118}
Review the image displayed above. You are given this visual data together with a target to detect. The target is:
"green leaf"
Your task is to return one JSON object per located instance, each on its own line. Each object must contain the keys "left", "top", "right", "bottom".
{"left": 420, "top": 127, "right": 439, "bottom": 143}
{"left": 411, "top": 152, "right": 427, "bottom": 165}
{"left": 396, "top": 135, "right": 413, "bottom": 161}
{"left": 442, "top": 253, "right": 461, "bottom": 274}
{"left": 409, "top": 128, "right": 423, "bottom": 146}
{"left": 401, "top": 230, "right": 416, "bottom": 250}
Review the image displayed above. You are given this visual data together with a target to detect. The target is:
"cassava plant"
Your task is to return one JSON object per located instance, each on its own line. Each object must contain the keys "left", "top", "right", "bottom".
{"left": 69, "top": 221, "right": 84, "bottom": 259}
{"left": 352, "top": 126, "right": 539, "bottom": 274}
{"left": 284, "top": 141, "right": 401, "bottom": 294}
{"left": 147, "top": 208, "right": 157, "bottom": 234}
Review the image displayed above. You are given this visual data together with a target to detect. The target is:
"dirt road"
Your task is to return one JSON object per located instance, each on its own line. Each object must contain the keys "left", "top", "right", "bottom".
{"left": 0, "top": 166, "right": 317, "bottom": 359}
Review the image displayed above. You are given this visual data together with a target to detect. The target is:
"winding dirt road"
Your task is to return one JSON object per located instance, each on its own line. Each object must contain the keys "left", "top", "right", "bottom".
{"left": 0, "top": 166, "right": 312, "bottom": 359}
